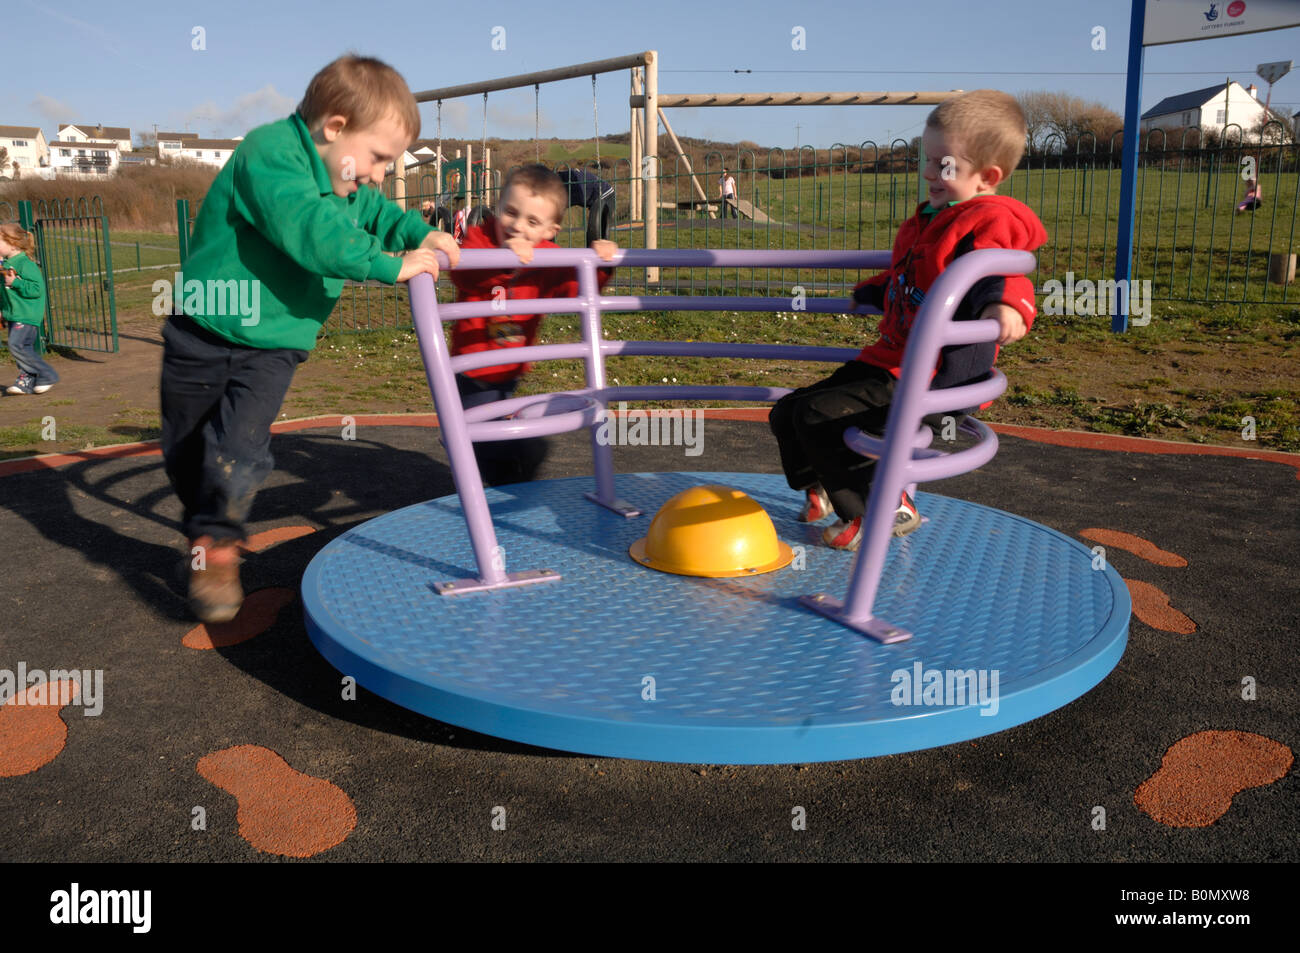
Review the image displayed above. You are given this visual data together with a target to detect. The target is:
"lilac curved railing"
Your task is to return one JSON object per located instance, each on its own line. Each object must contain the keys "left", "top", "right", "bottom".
{"left": 407, "top": 246, "right": 1037, "bottom": 643}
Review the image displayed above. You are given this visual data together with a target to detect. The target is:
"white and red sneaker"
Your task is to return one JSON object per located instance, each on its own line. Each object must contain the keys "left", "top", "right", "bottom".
{"left": 822, "top": 516, "right": 863, "bottom": 551}
{"left": 798, "top": 484, "right": 832, "bottom": 523}
{"left": 894, "top": 491, "right": 921, "bottom": 537}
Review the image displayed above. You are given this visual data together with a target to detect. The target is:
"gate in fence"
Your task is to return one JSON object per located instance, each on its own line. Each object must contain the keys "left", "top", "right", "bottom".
{"left": 17, "top": 197, "right": 118, "bottom": 353}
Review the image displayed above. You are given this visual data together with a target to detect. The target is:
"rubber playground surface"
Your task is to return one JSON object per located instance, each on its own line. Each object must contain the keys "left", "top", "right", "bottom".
{"left": 0, "top": 413, "right": 1295, "bottom": 862}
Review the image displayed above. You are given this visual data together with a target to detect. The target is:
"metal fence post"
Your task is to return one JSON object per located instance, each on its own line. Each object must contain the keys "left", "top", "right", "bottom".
{"left": 177, "top": 199, "right": 190, "bottom": 263}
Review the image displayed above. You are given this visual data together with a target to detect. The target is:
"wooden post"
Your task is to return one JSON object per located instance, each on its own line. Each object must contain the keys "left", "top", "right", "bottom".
{"left": 658, "top": 107, "right": 713, "bottom": 217}
{"left": 393, "top": 152, "right": 407, "bottom": 211}
{"left": 1268, "top": 253, "right": 1296, "bottom": 284}
{"left": 630, "top": 68, "right": 642, "bottom": 220}
{"left": 645, "top": 50, "right": 658, "bottom": 282}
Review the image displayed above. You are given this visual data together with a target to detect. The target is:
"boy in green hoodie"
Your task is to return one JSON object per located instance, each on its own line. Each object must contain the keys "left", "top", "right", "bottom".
{"left": 160, "top": 54, "right": 459, "bottom": 623}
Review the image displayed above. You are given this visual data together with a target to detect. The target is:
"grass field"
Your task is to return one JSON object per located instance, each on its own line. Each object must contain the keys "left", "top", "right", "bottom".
{"left": 5, "top": 162, "right": 1295, "bottom": 460}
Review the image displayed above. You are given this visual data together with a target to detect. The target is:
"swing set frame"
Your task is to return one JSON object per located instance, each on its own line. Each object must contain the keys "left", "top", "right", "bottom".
{"left": 409, "top": 51, "right": 961, "bottom": 280}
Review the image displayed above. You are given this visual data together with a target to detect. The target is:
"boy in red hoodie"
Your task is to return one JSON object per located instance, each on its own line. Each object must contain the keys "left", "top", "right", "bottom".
{"left": 449, "top": 164, "right": 616, "bottom": 484}
{"left": 769, "top": 89, "right": 1048, "bottom": 550}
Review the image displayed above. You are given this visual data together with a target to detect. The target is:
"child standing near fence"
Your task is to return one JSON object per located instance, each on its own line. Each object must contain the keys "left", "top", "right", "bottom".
{"left": 0, "top": 224, "right": 56, "bottom": 396}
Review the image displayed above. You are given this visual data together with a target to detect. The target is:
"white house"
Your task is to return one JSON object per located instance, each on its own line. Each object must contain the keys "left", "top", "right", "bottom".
{"left": 57, "top": 123, "right": 133, "bottom": 153}
{"left": 156, "top": 131, "right": 197, "bottom": 159}
{"left": 49, "top": 140, "right": 120, "bottom": 175}
{"left": 0, "top": 125, "right": 50, "bottom": 176}
{"left": 1142, "top": 81, "right": 1291, "bottom": 141}
{"left": 174, "top": 137, "right": 244, "bottom": 168}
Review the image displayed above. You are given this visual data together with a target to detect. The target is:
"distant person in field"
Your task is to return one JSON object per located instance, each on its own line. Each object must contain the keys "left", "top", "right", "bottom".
{"left": 448, "top": 163, "right": 617, "bottom": 485}
{"left": 719, "top": 167, "right": 737, "bottom": 218}
{"left": 159, "top": 54, "right": 458, "bottom": 623}
{"left": 1236, "top": 177, "right": 1263, "bottom": 213}
{"left": 769, "top": 89, "right": 1047, "bottom": 551}
{"left": 0, "top": 223, "right": 55, "bottom": 396}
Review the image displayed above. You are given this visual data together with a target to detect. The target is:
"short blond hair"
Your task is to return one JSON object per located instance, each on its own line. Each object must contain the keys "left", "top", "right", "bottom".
{"left": 298, "top": 54, "right": 421, "bottom": 140}
{"left": 502, "top": 164, "right": 569, "bottom": 224}
{"left": 926, "top": 89, "right": 1026, "bottom": 183}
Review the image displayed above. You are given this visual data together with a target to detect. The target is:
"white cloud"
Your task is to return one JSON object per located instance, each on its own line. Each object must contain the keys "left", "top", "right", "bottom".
{"left": 30, "top": 94, "right": 76, "bottom": 124}
{"left": 178, "top": 85, "right": 297, "bottom": 138}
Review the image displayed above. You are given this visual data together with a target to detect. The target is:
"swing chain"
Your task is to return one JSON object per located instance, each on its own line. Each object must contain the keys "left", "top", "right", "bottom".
{"left": 436, "top": 100, "right": 443, "bottom": 197}
{"left": 535, "top": 84, "right": 541, "bottom": 164}
{"left": 591, "top": 74, "right": 600, "bottom": 172}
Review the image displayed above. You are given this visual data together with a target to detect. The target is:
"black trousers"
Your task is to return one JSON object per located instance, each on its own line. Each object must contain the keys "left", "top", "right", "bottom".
{"left": 160, "top": 314, "right": 308, "bottom": 542}
{"left": 456, "top": 373, "right": 548, "bottom": 486}
{"left": 768, "top": 361, "right": 896, "bottom": 521}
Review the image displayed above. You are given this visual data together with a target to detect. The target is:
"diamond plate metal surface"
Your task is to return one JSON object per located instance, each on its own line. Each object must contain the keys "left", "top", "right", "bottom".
{"left": 303, "top": 472, "right": 1129, "bottom": 763}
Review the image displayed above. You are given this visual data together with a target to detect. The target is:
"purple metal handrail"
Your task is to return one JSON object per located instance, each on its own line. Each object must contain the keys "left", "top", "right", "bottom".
{"left": 408, "top": 246, "right": 1037, "bottom": 640}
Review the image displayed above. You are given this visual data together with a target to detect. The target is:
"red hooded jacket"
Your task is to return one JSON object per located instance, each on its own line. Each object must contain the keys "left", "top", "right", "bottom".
{"left": 852, "top": 194, "right": 1047, "bottom": 392}
{"left": 448, "top": 213, "right": 612, "bottom": 384}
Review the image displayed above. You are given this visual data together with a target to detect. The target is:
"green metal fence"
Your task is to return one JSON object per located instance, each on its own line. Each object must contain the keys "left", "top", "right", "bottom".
{"left": 18, "top": 197, "right": 118, "bottom": 353}
{"left": 180, "top": 121, "right": 1293, "bottom": 337}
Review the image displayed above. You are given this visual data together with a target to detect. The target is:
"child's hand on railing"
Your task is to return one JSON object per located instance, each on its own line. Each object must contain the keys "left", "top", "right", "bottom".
{"left": 590, "top": 240, "right": 619, "bottom": 262}
{"left": 420, "top": 229, "right": 460, "bottom": 269}
{"left": 505, "top": 236, "right": 536, "bottom": 264}
{"left": 397, "top": 248, "right": 442, "bottom": 283}
{"left": 981, "top": 302, "right": 1027, "bottom": 344}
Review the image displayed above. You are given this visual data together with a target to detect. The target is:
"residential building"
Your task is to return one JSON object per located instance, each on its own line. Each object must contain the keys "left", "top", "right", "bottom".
{"left": 57, "top": 123, "right": 134, "bottom": 153}
{"left": 0, "top": 125, "right": 50, "bottom": 176}
{"left": 1142, "top": 81, "right": 1292, "bottom": 141}
{"left": 156, "top": 131, "right": 198, "bottom": 160}
{"left": 174, "top": 137, "right": 244, "bottom": 168}
{"left": 49, "top": 140, "right": 119, "bottom": 175}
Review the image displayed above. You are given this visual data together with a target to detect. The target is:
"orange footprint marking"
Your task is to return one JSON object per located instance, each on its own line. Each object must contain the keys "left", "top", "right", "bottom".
{"left": 0, "top": 680, "right": 80, "bottom": 777}
{"left": 241, "top": 526, "right": 316, "bottom": 553}
{"left": 183, "top": 587, "right": 295, "bottom": 649}
{"left": 1080, "top": 529, "right": 1187, "bottom": 567}
{"left": 1124, "top": 578, "right": 1196, "bottom": 634}
{"left": 1136, "top": 730, "right": 1293, "bottom": 827}
{"left": 197, "top": 745, "right": 356, "bottom": 857}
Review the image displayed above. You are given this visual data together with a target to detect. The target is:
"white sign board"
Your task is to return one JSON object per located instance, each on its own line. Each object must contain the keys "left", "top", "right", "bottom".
{"left": 1145, "top": 0, "right": 1300, "bottom": 46}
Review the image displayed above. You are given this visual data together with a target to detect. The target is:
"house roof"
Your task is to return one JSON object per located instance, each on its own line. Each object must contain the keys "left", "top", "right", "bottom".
{"left": 0, "top": 125, "right": 43, "bottom": 139}
{"left": 1142, "top": 83, "right": 1242, "bottom": 120}
{"left": 156, "top": 132, "right": 198, "bottom": 141}
{"left": 58, "top": 124, "right": 132, "bottom": 140}
{"left": 179, "top": 138, "right": 242, "bottom": 150}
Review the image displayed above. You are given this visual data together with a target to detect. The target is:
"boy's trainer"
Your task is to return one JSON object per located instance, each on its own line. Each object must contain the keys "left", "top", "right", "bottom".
{"left": 894, "top": 490, "right": 921, "bottom": 537}
{"left": 798, "top": 484, "right": 832, "bottom": 522}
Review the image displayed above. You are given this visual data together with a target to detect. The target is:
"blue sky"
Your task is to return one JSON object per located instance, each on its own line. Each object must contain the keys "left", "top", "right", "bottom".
{"left": 9, "top": 0, "right": 1300, "bottom": 148}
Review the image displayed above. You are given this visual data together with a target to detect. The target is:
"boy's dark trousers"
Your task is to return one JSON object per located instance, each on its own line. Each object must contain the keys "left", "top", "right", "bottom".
{"left": 455, "top": 373, "right": 548, "bottom": 486}
{"left": 768, "top": 360, "right": 896, "bottom": 522}
{"left": 160, "top": 314, "right": 308, "bottom": 542}
{"left": 5, "top": 321, "right": 60, "bottom": 385}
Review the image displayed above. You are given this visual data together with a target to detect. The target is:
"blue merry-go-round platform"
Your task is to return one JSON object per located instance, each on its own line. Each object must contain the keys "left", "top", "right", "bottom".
{"left": 303, "top": 470, "right": 1130, "bottom": 764}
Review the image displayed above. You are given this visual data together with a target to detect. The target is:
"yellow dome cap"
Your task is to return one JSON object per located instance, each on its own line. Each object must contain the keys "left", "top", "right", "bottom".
{"left": 629, "top": 484, "right": 794, "bottom": 577}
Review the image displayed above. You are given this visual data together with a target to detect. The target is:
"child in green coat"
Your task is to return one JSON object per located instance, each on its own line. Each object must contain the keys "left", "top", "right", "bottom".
{"left": 0, "top": 223, "right": 55, "bottom": 395}
{"left": 159, "top": 54, "right": 459, "bottom": 623}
